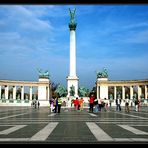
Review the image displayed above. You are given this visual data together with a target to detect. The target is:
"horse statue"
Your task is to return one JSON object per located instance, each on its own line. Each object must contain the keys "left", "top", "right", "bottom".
{"left": 37, "top": 68, "right": 50, "bottom": 78}
{"left": 96, "top": 67, "right": 108, "bottom": 78}
{"left": 55, "top": 85, "right": 67, "bottom": 97}
{"left": 79, "top": 86, "right": 87, "bottom": 97}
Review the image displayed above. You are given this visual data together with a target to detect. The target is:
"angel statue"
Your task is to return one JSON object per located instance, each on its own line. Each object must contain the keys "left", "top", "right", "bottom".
{"left": 69, "top": 8, "right": 76, "bottom": 24}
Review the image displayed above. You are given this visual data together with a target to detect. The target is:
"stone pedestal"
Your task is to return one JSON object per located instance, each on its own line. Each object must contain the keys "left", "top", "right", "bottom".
{"left": 67, "top": 76, "right": 79, "bottom": 97}
{"left": 97, "top": 78, "right": 108, "bottom": 99}
{"left": 38, "top": 78, "right": 50, "bottom": 101}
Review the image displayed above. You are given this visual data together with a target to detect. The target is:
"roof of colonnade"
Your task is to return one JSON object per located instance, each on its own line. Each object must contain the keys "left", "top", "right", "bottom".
{"left": 0, "top": 79, "right": 50, "bottom": 87}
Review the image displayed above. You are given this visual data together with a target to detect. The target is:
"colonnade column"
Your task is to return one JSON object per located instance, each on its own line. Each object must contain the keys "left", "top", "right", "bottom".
{"left": 122, "top": 86, "right": 125, "bottom": 100}
{"left": 30, "top": 86, "right": 32, "bottom": 100}
{"left": 5, "top": 86, "right": 8, "bottom": 100}
{"left": 145, "top": 85, "right": 147, "bottom": 99}
{"left": 47, "top": 86, "right": 49, "bottom": 101}
{"left": 21, "top": 86, "right": 24, "bottom": 100}
{"left": 97, "top": 86, "right": 99, "bottom": 99}
{"left": 13, "top": 86, "right": 16, "bottom": 100}
{"left": 138, "top": 86, "right": 142, "bottom": 99}
{"left": 114, "top": 86, "right": 116, "bottom": 100}
{"left": 130, "top": 86, "right": 133, "bottom": 100}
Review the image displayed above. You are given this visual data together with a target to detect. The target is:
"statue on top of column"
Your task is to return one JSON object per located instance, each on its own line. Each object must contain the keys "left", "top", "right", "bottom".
{"left": 69, "top": 8, "right": 76, "bottom": 24}
{"left": 69, "top": 8, "right": 77, "bottom": 30}
{"left": 96, "top": 67, "right": 108, "bottom": 79}
{"left": 37, "top": 68, "right": 50, "bottom": 79}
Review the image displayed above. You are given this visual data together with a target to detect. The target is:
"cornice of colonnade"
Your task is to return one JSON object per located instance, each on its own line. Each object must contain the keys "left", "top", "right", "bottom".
{"left": 96, "top": 79, "right": 148, "bottom": 86}
{"left": 0, "top": 79, "right": 51, "bottom": 87}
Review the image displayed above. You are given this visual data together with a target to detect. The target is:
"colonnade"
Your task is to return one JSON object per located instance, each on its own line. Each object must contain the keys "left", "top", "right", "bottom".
{"left": 96, "top": 79, "right": 148, "bottom": 101}
{"left": 0, "top": 79, "right": 51, "bottom": 102}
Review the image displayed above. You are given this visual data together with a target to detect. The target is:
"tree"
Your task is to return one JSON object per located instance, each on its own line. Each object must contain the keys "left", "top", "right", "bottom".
{"left": 51, "top": 82, "right": 59, "bottom": 98}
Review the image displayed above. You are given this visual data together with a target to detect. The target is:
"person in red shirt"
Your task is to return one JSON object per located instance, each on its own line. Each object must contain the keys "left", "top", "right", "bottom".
{"left": 89, "top": 95, "right": 95, "bottom": 112}
{"left": 74, "top": 97, "right": 79, "bottom": 110}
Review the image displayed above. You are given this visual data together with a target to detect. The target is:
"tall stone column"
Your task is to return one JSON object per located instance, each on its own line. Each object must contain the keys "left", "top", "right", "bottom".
{"left": 13, "top": 86, "right": 16, "bottom": 100}
{"left": 67, "top": 8, "right": 79, "bottom": 97}
{"left": 138, "top": 85, "right": 142, "bottom": 99}
{"left": 130, "top": 86, "right": 133, "bottom": 100}
{"left": 21, "top": 86, "right": 24, "bottom": 100}
{"left": 97, "top": 86, "right": 99, "bottom": 99}
{"left": 122, "top": 86, "right": 125, "bottom": 100}
{"left": 145, "top": 85, "right": 147, "bottom": 99}
{"left": 30, "top": 86, "right": 32, "bottom": 100}
{"left": 114, "top": 86, "right": 117, "bottom": 100}
{"left": 5, "top": 85, "right": 8, "bottom": 100}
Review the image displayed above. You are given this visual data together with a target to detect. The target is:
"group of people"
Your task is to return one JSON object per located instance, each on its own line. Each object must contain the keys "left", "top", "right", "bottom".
{"left": 115, "top": 96, "right": 141, "bottom": 112}
{"left": 49, "top": 97, "right": 62, "bottom": 113}
{"left": 72, "top": 97, "right": 84, "bottom": 111}
{"left": 88, "top": 95, "right": 110, "bottom": 113}
{"left": 48, "top": 94, "right": 142, "bottom": 114}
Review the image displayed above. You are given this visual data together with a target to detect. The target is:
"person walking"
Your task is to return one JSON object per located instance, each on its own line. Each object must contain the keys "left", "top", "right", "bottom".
{"left": 98, "top": 98, "right": 102, "bottom": 111}
{"left": 125, "top": 97, "right": 130, "bottom": 113}
{"left": 135, "top": 98, "right": 139, "bottom": 112}
{"left": 89, "top": 95, "right": 95, "bottom": 113}
{"left": 79, "top": 97, "right": 84, "bottom": 111}
{"left": 57, "top": 97, "right": 62, "bottom": 113}
{"left": 116, "top": 95, "right": 121, "bottom": 111}
{"left": 75, "top": 97, "right": 79, "bottom": 111}
{"left": 53, "top": 98, "right": 58, "bottom": 113}
{"left": 104, "top": 98, "right": 109, "bottom": 112}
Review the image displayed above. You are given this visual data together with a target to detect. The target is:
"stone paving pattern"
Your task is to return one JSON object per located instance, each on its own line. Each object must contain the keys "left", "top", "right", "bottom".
{"left": 0, "top": 106, "right": 148, "bottom": 144}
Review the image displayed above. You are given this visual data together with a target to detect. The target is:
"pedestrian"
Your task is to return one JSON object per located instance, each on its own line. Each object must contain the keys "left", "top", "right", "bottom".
{"left": 98, "top": 98, "right": 102, "bottom": 111}
{"left": 104, "top": 98, "right": 109, "bottom": 112}
{"left": 57, "top": 97, "right": 62, "bottom": 113}
{"left": 125, "top": 97, "right": 130, "bottom": 113}
{"left": 38, "top": 101, "right": 40, "bottom": 109}
{"left": 50, "top": 99, "right": 54, "bottom": 112}
{"left": 54, "top": 98, "right": 58, "bottom": 113}
{"left": 79, "top": 97, "right": 84, "bottom": 111}
{"left": 116, "top": 95, "right": 121, "bottom": 111}
{"left": 89, "top": 95, "right": 95, "bottom": 112}
{"left": 94, "top": 98, "right": 99, "bottom": 113}
{"left": 75, "top": 97, "right": 79, "bottom": 111}
{"left": 135, "top": 98, "right": 139, "bottom": 112}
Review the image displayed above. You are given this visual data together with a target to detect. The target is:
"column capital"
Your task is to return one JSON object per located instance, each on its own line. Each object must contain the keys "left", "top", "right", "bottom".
{"left": 69, "top": 23, "right": 77, "bottom": 31}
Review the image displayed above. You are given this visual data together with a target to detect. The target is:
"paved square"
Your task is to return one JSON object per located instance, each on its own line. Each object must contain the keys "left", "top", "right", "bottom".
{"left": 0, "top": 106, "right": 148, "bottom": 144}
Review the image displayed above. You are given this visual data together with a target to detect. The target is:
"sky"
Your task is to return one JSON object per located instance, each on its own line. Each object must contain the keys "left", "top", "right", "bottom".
{"left": 0, "top": 4, "right": 148, "bottom": 90}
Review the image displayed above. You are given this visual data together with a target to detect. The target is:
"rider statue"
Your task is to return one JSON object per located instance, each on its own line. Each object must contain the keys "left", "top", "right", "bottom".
{"left": 96, "top": 67, "right": 108, "bottom": 78}
{"left": 37, "top": 68, "right": 50, "bottom": 79}
{"left": 79, "top": 86, "right": 87, "bottom": 97}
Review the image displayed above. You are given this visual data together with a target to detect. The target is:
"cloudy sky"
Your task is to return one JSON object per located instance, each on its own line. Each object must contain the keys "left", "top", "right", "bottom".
{"left": 0, "top": 4, "right": 148, "bottom": 90}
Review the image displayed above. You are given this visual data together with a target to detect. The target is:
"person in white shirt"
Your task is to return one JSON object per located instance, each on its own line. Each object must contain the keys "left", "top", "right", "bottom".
{"left": 125, "top": 97, "right": 130, "bottom": 113}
